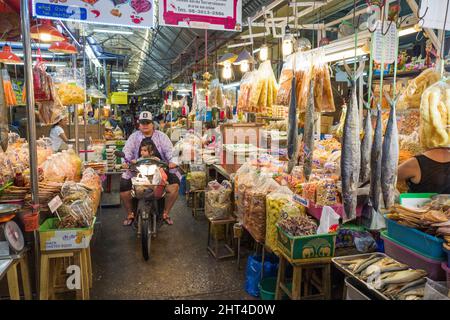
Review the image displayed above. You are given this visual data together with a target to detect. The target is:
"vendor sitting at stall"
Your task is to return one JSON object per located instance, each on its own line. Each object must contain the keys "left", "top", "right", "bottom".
{"left": 120, "top": 111, "right": 180, "bottom": 226}
{"left": 397, "top": 148, "right": 450, "bottom": 194}
{"left": 49, "top": 114, "right": 69, "bottom": 152}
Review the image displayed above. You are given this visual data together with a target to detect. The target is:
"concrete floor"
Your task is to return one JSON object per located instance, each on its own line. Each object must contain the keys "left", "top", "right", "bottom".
{"left": 90, "top": 195, "right": 254, "bottom": 300}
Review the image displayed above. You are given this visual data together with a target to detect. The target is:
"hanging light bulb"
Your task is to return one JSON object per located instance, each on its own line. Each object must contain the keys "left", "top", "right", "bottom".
{"left": 259, "top": 43, "right": 269, "bottom": 61}
{"left": 222, "top": 61, "right": 232, "bottom": 80}
{"left": 240, "top": 60, "right": 249, "bottom": 72}
{"left": 282, "top": 25, "right": 294, "bottom": 57}
{"left": 30, "top": 20, "right": 65, "bottom": 43}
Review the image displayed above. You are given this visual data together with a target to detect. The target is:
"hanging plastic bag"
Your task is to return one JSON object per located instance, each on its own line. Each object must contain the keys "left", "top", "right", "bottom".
{"left": 295, "top": 52, "right": 313, "bottom": 112}
{"left": 313, "top": 60, "right": 335, "bottom": 112}
{"left": 369, "top": 204, "right": 386, "bottom": 230}
{"left": 1, "top": 68, "right": 16, "bottom": 106}
{"left": 276, "top": 55, "right": 294, "bottom": 106}
{"left": 32, "top": 61, "right": 53, "bottom": 102}
{"left": 237, "top": 71, "right": 256, "bottom": 112}
{"left": 317, "top": 206, "right": 340, "bottom": 234}
{"left": 419, "top": 80, "right": 450, "bottom": 149}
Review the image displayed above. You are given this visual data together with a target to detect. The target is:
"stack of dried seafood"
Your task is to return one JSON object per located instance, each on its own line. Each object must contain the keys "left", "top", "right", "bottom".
{"left": 386, "top": 195, "right": 450, "bottom": 249}
{"left": 338, "top": 254, "right": 428, "bottom": 300}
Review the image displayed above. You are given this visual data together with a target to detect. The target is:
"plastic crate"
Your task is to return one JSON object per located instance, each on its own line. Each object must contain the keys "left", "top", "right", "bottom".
{"left": 384, "top": 215, "right": 445, "bottom": 260}
{"left": 381, "top": 230, "right": 445, "bottom": 281}
{"left": 276, "top": 225, "right": 336, "bottom": 262}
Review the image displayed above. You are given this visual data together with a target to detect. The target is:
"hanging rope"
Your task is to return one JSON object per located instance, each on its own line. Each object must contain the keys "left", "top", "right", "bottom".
{"left": 440, "top": 0, "right": 450, "bottom": 78}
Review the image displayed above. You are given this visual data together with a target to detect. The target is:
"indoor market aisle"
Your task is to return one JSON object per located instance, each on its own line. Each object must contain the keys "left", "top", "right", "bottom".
{"left": 90, "top": 196, "right": 252, "bottom": 300}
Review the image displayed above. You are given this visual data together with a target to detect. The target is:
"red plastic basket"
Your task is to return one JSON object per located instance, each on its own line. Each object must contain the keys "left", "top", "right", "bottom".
{"left": 23, "top": 213, "right": 39, "bottom": 232}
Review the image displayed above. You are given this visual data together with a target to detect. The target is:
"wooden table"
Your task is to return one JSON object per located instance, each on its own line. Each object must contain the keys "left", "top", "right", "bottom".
{"left": 0, "top": 250, "right": 32, "bottom": 300}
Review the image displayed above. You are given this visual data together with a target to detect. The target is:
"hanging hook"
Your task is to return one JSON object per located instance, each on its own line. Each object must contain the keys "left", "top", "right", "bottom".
{"left": 417, "top": 5, "right": 429, "bottom": 28}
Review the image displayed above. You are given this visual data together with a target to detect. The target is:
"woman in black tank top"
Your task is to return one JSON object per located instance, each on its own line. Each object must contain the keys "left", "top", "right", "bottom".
{"left": 398, "top": 148, "right": 450, "bottom": 194}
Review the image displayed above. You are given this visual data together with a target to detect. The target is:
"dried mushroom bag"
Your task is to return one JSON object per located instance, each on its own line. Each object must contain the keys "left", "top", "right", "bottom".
{"left": 419, "top": 80, "right": 450, "bottom": 148}
{"left": 398, "top": 69, "right": 440, "bottom": 110}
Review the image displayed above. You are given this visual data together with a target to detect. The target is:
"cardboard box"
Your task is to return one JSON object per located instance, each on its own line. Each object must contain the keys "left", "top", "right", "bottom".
{"left": 39, "top": 218, "right": 95, "bottom": 251}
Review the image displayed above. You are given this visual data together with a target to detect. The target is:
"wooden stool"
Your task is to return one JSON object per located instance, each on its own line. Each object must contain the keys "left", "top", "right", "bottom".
{"left": 40, "top": 247, "right": 92, "bottom": 300}
{"left": 207, "top": 217, "right": 236, "bottom": 260}
{"left": 190, "top": 190, "right": 205, "bottom": 219}
{"left": 275, "top": 253, "right": 331, "bottom": 300}
{"left": 1, "top": 251, "right": 32, "bottom": 300}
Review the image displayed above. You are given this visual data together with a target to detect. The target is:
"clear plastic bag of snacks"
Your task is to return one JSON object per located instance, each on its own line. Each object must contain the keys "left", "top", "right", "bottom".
{"left": 205, "top": 180, "right": 232, "bottom": 221}
{"left": 315, "top": 178, "right": 338, "bottom": 206}
{"left": 53, "top": 68, "right": 85, "bottom": 105}
{"left": 243, "top": 176, "right": 279, "bottom": 243}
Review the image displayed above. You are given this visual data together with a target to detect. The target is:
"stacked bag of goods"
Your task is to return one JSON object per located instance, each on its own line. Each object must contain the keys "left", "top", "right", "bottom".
{"left": 205, "top": 180, "right": 232, "bottom": 221}
{"left": 237, "top": 61, "right": 278, "bottom": 113}
{"left": 276, "top": 51, "right": 335, "bottom": 112}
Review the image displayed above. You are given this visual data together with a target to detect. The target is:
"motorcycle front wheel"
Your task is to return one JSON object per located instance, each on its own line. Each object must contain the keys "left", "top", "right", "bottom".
{"left": 140, "top": 212, "right": 151, "bottom": 261}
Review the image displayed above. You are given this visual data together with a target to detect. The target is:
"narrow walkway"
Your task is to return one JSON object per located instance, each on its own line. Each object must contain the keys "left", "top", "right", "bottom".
{"left": 90, "top": 195, "right": 252, "bottom": 300}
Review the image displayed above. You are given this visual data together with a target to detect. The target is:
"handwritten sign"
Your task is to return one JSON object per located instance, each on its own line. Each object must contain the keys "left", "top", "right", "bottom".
{"left": 48, "top": 195, "right": 63, "bottom": 213}
{"left": 159, "top": 0, "right": 242, "bottom": 31}
{"left": 33, "top": 0, "right": 154, "bottom": 29}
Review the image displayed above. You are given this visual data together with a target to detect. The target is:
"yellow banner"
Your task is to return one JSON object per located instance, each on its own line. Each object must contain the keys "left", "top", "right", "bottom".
{"left": 111, "top": 92, "right": 128, "bottom": 105}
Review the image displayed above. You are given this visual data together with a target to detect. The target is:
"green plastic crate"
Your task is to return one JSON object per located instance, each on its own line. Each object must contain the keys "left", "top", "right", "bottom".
{"left": 276, "top": 225, "right": 336, "bottom": 262}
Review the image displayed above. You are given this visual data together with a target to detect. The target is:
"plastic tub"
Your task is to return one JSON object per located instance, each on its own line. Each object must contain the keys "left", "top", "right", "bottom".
{"left": 442, "top": 262, "right": 450, "bottom": 289}
{"left": 259, "top": 277, "right": 277, "bottom": 300}
{"left": 445, "top": 247, "right": 450, "bottom": 268}
{"left": 381, "top": 231, "right": 446, "bottom": 281}
{"left": 384, "top": 216, "right": 445, "bottom": 260}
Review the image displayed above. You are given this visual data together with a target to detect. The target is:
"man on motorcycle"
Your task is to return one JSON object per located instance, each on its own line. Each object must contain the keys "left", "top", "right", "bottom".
{"left": 120, "top": 111, "right": 179, "bottom": 226}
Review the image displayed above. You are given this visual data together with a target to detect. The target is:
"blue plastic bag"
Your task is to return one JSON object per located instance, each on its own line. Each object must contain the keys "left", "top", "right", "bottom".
{"left": 245, "top": 254, "right": 279, "bottom": 297}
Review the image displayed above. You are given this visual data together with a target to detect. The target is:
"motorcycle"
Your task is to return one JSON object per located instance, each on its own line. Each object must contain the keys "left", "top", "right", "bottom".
{"left": 115, "top": 150, "right": 170, "bottom": 261}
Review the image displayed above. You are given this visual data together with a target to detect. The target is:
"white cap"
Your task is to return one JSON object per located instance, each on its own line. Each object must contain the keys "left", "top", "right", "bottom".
{"left": 139, "top": 111, "right": 153, "bottom": 121}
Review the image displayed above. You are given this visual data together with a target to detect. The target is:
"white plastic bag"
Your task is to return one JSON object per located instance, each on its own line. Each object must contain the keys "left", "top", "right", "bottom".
{"left": 317, "top": 206, "right": 340, "bottom": 234}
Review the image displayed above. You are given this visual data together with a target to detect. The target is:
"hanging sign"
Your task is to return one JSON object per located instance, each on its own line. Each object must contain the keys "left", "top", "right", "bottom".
{"left": 373, "top": 20, "right": 397, "bottom": 64}
{"left": 159, "top": 0, "right": 242, "bottom": 31}
{"left": 111, "top": 92, "right": 128, "bottom": 104}
{"left": 419, "top": 0, "right": 450, "bottom": 31}
{"left": 32, "top": 0, "right": 154, "bottom": 29}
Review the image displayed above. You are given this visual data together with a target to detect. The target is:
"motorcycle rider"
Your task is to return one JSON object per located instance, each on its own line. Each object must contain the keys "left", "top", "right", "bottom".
{"left": 120, "top": 111, "right": 179, "bottom": 226}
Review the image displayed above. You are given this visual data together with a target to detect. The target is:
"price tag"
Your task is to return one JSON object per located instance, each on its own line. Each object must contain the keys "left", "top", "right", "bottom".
{"left": 324, "top": 134, "right": 333, "bottom": 140}
{"left": 48, "top": 195, "right": 63, "bottom": 213}
{"left": 293, "top": 194, "right": 309, "bottom": 208}
{"left": 373, "top": 20, "right": 397, "bottom": 64}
